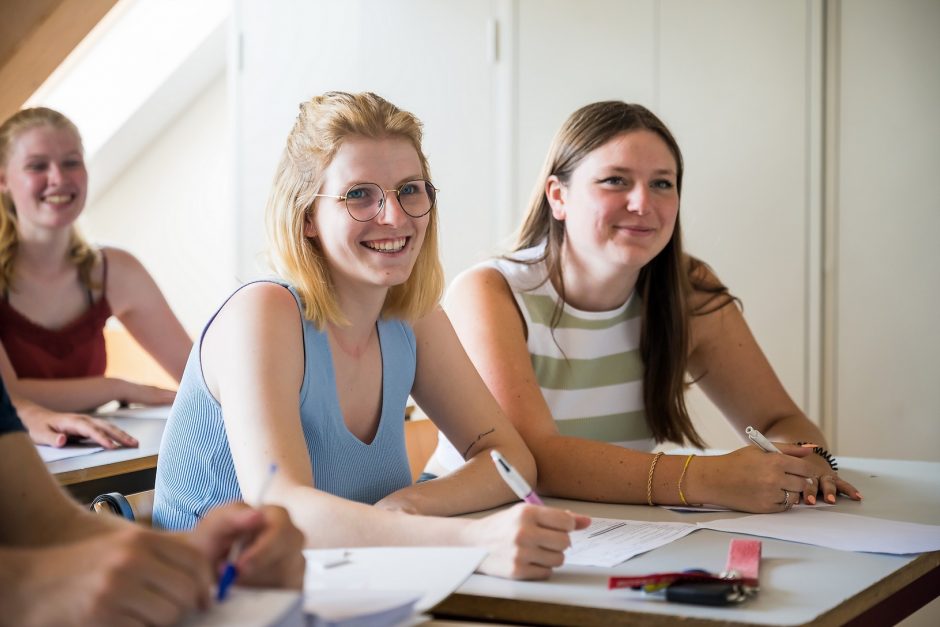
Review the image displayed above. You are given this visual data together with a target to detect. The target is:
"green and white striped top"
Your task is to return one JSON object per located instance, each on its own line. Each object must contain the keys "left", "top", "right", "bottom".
{"left": 429, "top": 244, "right": 654, "bottom": 474}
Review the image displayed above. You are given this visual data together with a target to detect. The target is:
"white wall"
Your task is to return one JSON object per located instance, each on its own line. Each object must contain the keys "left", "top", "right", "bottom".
{"left": 512, "top": 0, "right": 818, "bottom": 451}
{"left": 77, "top": 0, "right": 938, "bottom": 462}
{"left": 830, "top": 0, "right": 940, "bottom": 460}
{"left": 233, "top": 0, "right": 508, "bottom": 284}
{"left": 81, "top": 74, "right": 236, "bottom": 335}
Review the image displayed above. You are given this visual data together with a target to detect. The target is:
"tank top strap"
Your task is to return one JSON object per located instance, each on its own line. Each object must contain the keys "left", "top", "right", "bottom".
{"left": 93, "top": 249, "right": 109, "bottom": 303}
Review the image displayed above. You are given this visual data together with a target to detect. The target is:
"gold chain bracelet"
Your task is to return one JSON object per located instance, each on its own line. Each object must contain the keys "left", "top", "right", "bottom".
{"left": 646, "top": 452, "right": 665, "bottom": 506}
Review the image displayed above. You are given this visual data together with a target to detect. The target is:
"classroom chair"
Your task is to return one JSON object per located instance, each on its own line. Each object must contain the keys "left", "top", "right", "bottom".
{"left": 91, "top": 489, "right": 154, "bottom": 526}
{"left": 404, "top": 418, "right": 438, "bottom": 481}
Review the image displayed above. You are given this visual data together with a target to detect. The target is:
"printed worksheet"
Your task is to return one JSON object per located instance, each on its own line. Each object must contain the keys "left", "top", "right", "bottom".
{"left": 565, "top": 518, "right": 696, "bottom": 567}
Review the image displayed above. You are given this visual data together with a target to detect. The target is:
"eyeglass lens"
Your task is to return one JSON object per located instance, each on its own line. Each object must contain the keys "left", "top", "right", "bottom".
{"left": 344, "top": 180, "right": 435, "bottom": 221}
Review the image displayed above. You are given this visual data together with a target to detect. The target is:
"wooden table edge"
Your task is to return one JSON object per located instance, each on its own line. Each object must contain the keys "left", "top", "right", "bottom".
{"left": 432, "top": 551, "right": 940, "bottom": 627}
{"left": 54, "top": 454, "right": 159, "bottom": 486}
{"left": 432, "top": 593, "right": 770, "bottom": 627}
{"left": 809, "top": 550, "right": 939, "bottom": 626}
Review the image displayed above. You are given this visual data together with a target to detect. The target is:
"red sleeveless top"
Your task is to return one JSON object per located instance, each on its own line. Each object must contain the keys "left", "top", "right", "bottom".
{"left": 0, "top": 255, "right": 112, "bottom": 379}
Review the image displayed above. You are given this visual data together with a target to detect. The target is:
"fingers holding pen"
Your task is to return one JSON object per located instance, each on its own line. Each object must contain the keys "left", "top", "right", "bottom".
{"left": 234, "top": 505, "right": 306, "bottom": 589}
{"left": 471, "top": 503, "right": 590, "bottom": 580}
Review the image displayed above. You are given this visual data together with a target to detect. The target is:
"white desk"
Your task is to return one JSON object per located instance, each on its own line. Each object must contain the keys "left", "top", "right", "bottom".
{"left": 433, "top": 457, "right": 940, "bottom": 626}
{"left": 45, "top": 416, "right": 166, "bottom": 502}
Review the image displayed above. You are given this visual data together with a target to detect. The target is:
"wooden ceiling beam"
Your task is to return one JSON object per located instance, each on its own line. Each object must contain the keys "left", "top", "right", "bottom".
{"left": 0, "top": 0, "right": 118, "bottom": 123}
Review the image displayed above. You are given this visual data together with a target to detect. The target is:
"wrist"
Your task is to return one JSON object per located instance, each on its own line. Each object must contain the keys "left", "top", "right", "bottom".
{"left": 452, "top": 517, "right": 480, "bottom": 548}
{"left": 796, "top": 442, "right": 838, "bottom": 471}
{"left": 684, "top": 455, "right": 721, "bottom": 506}
{"left": 106, "top": 378, "right": 129, "bottom": 403}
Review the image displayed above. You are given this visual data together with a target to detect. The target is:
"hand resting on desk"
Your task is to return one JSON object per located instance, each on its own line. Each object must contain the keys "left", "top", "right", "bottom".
{"left": 698, "top": 444, "right": 861, "bottom": 513}
{"left": 14, "top": 393, "right": 138, "bottom": 449}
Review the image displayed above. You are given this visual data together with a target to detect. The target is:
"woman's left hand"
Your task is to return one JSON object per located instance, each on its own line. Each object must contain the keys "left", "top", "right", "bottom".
{"left": 790, "top": 444, "right": 862, "bottom": 505}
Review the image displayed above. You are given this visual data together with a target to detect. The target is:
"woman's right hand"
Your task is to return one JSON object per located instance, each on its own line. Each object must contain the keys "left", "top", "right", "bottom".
{"left": 111, "top": 378, "right": 178, "bottom": 406}
{"left": 700, "top": 445, "right": 818, "bottom": 513}
{"left": 463, "top": 503, "right": 591, "bottom": 580}
{"left": 18, "top": 402, "right": 138, "bottom": 449}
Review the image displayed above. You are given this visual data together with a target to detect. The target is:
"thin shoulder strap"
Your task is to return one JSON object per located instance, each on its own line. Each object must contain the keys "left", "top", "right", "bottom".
{"left": 100, "top": 249, "right": 109, "bottom": 295}
{"left": 88, "top": 249, "right": 109, "bottom": 304}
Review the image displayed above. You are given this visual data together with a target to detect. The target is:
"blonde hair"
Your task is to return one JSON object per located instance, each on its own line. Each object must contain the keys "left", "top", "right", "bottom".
{"left": 0, "top": 107, "right": 98, "bottom": 294}
{"left": 265, "top": 91, "right": 443, "bottom": 327}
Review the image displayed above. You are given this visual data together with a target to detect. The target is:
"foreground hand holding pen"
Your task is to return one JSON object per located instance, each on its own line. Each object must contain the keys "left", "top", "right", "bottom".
{"left": 483, "top": 449, "right": 591, "bottom": 578}
{"left": 217, "top": 463, "right": 279, "bottom": 601}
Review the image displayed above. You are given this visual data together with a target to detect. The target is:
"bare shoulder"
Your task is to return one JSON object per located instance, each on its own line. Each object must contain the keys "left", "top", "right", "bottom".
{"left": 217, "top": 281, "right": 299, "bottom": 325}
{"left": 445, "top": 263, "right": 527, "bottom": 342}
{"left": 204, "top": 283, "right": 302, "bottom": 361}
{"left": 686, "top": 255, "right": 737, "bottom": 314}
{"left": 98, "top": 247, "right": 163, "bottom": 311}
{"left": 100, "top": 246, "right": 149, "bottom": 281}
{"left": 202, "top": 282, "right": 305, "bottom": 396}
{"left": 446, "top": 265, "right": 514, "bottom": 310}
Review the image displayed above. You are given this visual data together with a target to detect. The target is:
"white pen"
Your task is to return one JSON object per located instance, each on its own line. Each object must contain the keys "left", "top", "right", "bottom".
{"left": 490, "top": 449, "right": 544, "bottom": 505}
{"left": 745, "top": 426, "right": 782, "bottom": 454}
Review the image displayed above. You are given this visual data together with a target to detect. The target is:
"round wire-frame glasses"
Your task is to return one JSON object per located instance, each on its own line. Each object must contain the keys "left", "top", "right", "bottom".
{"left": 313, "top": 179, "right": 438, "bottom": 222}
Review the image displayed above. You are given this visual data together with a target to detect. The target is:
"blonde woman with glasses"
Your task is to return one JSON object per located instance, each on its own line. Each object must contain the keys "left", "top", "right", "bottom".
{"left": 153, "top": 92, "right": 589, "bottom": 580}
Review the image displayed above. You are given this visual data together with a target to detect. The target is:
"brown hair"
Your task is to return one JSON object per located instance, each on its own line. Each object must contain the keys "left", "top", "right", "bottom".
{"left": 265, "top": 91, "right": 443, "bottom": 326}
{"left": 515, "top": 101, "right": 734, "bottom": 447}
{"left": 0, "top": 107, "right": 97, "bottom": 294}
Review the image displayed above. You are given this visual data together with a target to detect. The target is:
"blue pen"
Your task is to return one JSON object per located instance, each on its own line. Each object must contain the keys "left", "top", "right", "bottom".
{"left": 217, "top": 463, "right": 278, "bottom": 601}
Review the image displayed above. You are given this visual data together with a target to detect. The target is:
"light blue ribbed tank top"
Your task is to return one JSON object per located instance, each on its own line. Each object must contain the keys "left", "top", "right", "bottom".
{"left": 153, "top": 281, "right": 414, "bottom": 530}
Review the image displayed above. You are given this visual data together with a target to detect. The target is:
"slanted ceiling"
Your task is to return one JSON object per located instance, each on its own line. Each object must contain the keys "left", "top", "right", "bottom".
{"left": 0, "top": 0, "right": 118, "bottom": 122}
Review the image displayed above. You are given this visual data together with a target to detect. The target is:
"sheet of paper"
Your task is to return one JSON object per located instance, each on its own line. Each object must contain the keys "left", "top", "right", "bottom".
{"left": 94, "top": 403, "right": 172, "bottom": 420}
{"left": 180, "top": 587, "right": 304, "bottom": 627}
{"left": 697, "top": 509, "right": 940, "bottom": 554}
{"left": 304, "top": 546, "right": 485, "bottom": 613}
{"left": 36, "top": 443, "right": 104, "bottom": 462}
{"left": 565, "top": 517, "right": 696, "bottom": 568}
{"left": 305, "top": 590, "right": 419, "bottom": 627}
{"left": 665, "top": 501, "right": 834, "bottom": 514}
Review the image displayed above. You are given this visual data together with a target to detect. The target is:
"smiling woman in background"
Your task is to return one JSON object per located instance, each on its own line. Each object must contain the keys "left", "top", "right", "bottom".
{"left": 0, "top": 107, "right": 192, "bottom": 448}
{"left": 430, "top": 101, "right": 861, "bottom": 513}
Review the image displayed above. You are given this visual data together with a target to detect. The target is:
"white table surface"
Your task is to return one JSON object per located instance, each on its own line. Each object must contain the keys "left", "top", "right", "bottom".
{"left": 441, "top": 457, "right": 940, "bottom": 626}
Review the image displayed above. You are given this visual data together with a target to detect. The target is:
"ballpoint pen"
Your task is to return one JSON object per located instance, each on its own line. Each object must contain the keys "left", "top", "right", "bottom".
{"left": 217, "top": 463, "right": 278, "bottom": 601}
{"left": 745, "top": 426, "right": 781, "bottom": 454}
{"left": 490, "top": 449, "right": 544, "bottom": 505}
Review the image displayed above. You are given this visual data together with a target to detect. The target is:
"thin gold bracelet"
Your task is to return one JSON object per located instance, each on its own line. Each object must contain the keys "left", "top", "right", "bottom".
{"left": 646, "top": 452, "right": 665, "bottom": 506}
{"left": 678, "top": 453, "right": 696, "bottom": 506}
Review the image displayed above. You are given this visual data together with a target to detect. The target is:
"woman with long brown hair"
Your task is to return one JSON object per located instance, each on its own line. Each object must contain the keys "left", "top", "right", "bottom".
{"left": 430, "top": 101, "right": 860, "bottom": 513}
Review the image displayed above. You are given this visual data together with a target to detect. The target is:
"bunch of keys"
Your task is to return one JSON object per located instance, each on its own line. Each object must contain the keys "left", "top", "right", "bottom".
{"left": 608, "top": 539, "right": 762, "bottom": 607}
{"left": 609, "top": 568, "right": 758, "bottom": 606}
